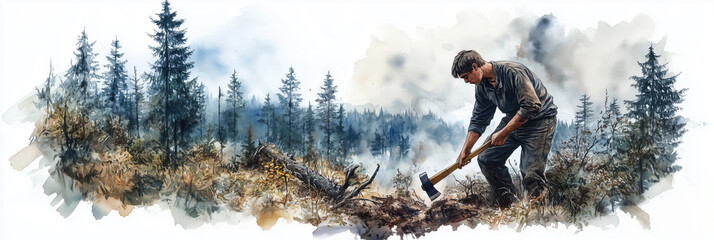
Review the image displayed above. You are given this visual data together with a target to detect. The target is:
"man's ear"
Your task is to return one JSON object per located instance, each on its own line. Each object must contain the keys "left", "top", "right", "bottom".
{"left": 472, "top": 63, "right": 479, "bottom": 71}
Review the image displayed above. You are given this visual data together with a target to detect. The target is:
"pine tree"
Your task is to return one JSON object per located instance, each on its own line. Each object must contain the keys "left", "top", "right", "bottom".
{"left": 573, "top": 93, "right": 596, "bottom": 160}
{"left": 241, "top": 124, "right": 257, "bottom": 168}
{"left": 624, "top": 45, "right": 687, "bottom": 193}
{"left": 597, "top": 90, "right": 622, "bottom": 157}
{"left": 183, "top": 77, "right": 203, "bottom": 142}
{"left": 380, "top": 123, "right": 390, "bottom": 155}
{"left": 146, "top": 0, "right": 196, "bottom": 166}
{"left": 277, "top": 67, "right": 303, "bottom": 152}
{"left": 102, "top": 37, "right": 129, "bottom": 121}
{"left": 304, "top": 129, "right": 319, "bottom": 169}
{"left": 398, "top": 133, "right": 410, "bottom": 160}
{"left": 371, "top": 131, "right": 384, "bottom": 156}
{"left": 316, "top": 71, "right": 338, "bottom": 162}
{"left": 607, "top": 95, "right": 621, "bottom": 117}
{"left": 575, "top": 93, "right": 594, "bottom": 129}
{"left": 52, "top": 33, "right": 100, "bottom": 167}
{"left": 129, "top": 67, "right": 145, "bottom": 138}
{"left": 225, "top": 69, "right": 245, "bottom": 143}
{"left": 302, "top": 102, "right": 316, "bottom": 155}
{"left": 336, "top": 104, "right": 346, "bottom": 162}
{"left": 35, "top": 60, "right": 56, "bottom": 114}
{"left": 217, "top": 87, "right": 225, "bottom": 146}
{"left": 195, "top": 83, "right": 207, "bottom": 139}
{"left": 258, "top": 94, "right": 276, "bottom": 142}
{"left": 345, "top": 125, "right": 360, "bottom": 156}
{"left": 62, "top": 29, "right": 100, "bottom": 119}
{"left": 388, "top": 124, "right": 398, "bottom": 150}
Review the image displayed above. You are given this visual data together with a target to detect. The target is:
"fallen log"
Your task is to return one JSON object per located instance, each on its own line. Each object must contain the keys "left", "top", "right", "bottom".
{"left": 253, "top": 142, "right": 379, "bottom": 206}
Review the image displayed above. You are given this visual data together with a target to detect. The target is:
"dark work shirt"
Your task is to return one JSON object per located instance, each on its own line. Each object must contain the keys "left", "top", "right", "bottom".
{"left": 468, "top": 61, "right": 558, "bottom": 134}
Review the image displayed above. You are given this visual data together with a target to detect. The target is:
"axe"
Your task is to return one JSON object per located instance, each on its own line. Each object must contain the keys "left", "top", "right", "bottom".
{"left": 419, "top": 140, "right": 492, "bottom": 201}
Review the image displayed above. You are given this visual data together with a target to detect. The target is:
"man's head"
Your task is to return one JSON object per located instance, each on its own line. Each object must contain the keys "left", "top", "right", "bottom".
{"left": 451, "top": 50, "right": 486, "bottom": 85}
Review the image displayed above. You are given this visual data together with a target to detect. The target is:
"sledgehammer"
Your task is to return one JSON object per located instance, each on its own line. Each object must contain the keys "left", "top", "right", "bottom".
{"left": 419, "top": 140, "right": 492, "bottom": 201}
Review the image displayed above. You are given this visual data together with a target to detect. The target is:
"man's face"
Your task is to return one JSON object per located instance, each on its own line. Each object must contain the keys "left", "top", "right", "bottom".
{"left": 459, "top": 63, "right": 483, "bottom": 85}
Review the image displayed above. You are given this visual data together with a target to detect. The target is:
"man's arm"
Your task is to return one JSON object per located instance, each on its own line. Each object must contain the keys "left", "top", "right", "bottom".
{"left": 457, "top": 131, "right": 481, "bottom": 168}
{"left": 461, "top": 86, "right": 495, "bottom": 168}
{"left": 491, "top": 113, "right": 528, "bottom": 146}
{"left": 492, "top": 69, "right": 540, "bottom": 145}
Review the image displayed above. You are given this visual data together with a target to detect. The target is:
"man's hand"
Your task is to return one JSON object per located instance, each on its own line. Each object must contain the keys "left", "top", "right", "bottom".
{"left": 491, "top": 114, "right": 528, "bottom": 146}
{"left": 491, "top": 130, "right": 508, "bottom": 146}
{"left": 458, "top": 131, "right": 481, "bottom": 169}
{"left": 457, "top": 150, "right": 470, "bottom": 169}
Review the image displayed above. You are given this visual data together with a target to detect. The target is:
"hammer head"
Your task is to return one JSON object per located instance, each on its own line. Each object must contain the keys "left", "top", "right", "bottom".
{"left": 419, "top": 172, "right": 441, "bottom": 201}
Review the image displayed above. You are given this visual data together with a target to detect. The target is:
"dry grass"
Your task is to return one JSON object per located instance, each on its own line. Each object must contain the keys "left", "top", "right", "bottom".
{"left": 30, "top": 103, "right": 655, "bottom": 239}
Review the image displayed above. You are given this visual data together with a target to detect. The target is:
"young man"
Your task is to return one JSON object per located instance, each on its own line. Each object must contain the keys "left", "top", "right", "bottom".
{"left": 452, "top": 50, "right": 557, "bottom": 208}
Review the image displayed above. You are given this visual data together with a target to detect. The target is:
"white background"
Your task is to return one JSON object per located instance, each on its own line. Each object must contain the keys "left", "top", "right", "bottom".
{"left": 2, "top": 0, "right": 713, "bottom": 239}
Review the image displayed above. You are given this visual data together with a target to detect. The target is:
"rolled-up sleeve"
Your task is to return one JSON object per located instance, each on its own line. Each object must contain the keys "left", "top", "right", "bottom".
{"left": 468, "top": 87, "right": 496, "bottom": 134}
{"left": 513, "top": 70, "right": 542, "bottom": 120}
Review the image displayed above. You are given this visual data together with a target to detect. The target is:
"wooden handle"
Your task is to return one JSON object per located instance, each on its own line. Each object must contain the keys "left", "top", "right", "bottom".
{"left": 429, "top": 140, "right": 492, "bottom": 185}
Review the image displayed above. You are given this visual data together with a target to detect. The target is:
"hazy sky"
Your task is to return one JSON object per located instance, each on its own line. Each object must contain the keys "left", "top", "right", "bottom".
{"left": 1, "top": 0, "right": 709, "bottom": 123}
{"left": 2, "top": 0, "right": 713, "bottom": 239}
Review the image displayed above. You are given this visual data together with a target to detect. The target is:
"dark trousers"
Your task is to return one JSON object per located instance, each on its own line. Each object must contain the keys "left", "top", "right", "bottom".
{"left": 477, "top": 116, "right": 556, "bottom": 208}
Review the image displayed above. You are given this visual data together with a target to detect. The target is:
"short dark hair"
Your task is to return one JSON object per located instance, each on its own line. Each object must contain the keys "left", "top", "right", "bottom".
{"left": 451, "top": 50, "right": 486, "bottom": 78}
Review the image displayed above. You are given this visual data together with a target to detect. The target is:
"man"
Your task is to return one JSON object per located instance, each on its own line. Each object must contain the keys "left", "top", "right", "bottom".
{"left": 452, "top": 50, "right": 557, "bottom": 208}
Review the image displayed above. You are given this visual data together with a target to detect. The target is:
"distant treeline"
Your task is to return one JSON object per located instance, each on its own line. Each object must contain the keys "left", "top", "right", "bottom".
{"left": 33, "top": 0, "right": 465, "bottom": 171}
